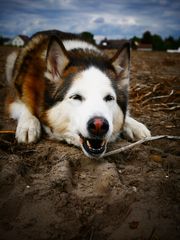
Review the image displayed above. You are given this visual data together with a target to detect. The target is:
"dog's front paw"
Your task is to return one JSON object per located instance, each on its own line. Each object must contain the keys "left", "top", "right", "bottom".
{"left": 123, "top": 116, "right": 151, "bottom": 141}
{"left": 16, "top": 116, "right": 41, "bottom": 143}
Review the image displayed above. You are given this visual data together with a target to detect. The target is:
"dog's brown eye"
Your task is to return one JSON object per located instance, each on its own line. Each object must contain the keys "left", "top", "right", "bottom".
{"left": 70, "top": 94, "right": 83, "bottom": 101}
{"left": 104, "top": 95, "right": 115, "bottom": 102}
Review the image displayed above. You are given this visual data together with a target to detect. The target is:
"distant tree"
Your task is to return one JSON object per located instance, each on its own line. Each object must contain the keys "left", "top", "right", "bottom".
{"left": 142, "top": 31, "right": 152, "bottom": 44}
{"left": 177, "top": 37, "right": 180, "bottom": 48}
{"left": 80, "top": 32, "right": 96, "bottom": 44}
{"left": 152, "top": 34, "right": 165, "bottom": 51}
{"left": 131, "top": 35, "right": 141, "bottom": 43}
{"left": 131, "top": 32, "right": 180, "bottom": 51}
{"left": 0, "top": 36, "right": 3, "bottom": 45}
{"left": 0, "top": 36, "right": 10, "bottom": 45}
{"left": 164, "top": 36, "right": 177, "bottom": 50}
{"left": 131, "top": 36, "right": 141, "bottom": 49}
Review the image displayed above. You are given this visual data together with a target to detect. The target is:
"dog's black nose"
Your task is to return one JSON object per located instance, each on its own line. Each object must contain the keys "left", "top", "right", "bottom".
{"left": 87, "top": 117, "right": 109, "bottom": 137}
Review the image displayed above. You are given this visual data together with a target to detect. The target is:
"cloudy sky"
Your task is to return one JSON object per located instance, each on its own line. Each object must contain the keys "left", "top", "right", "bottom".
{"left": 0, "top": 0, "right": 180, "bottom": 42}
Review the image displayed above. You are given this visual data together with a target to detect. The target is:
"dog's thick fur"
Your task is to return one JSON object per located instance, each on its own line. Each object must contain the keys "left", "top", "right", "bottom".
{"left": 6, "top": 30, "right": 150, "bottom": 158}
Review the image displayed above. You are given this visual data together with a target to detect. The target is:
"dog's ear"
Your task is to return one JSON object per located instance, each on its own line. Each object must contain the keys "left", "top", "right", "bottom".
{"left": 46, "top": 36, "right": 69, "bottom": 81}
{"left": 111, "top": 42, "right": 130, "bottom": 89}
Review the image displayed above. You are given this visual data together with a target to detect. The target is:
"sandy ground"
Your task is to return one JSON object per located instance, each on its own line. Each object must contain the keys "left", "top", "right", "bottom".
{"left": 0, "top": 46, "right": 180, "bottom": 240}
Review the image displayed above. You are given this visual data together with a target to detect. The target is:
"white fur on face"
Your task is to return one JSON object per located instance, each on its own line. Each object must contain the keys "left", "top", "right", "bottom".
{"left": 46, "top": 66, "right": 124, "bottom": 147}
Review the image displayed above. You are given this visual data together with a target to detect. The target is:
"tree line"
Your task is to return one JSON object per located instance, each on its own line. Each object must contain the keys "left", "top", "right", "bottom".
{"left": 132, "top": 31, "right": 180, "bottom": 51}
{"left": 1, "top": 30, "right": 179, "bottom": 51}
{"left": 0, "top": 36, "right": 10, "bottom": 45}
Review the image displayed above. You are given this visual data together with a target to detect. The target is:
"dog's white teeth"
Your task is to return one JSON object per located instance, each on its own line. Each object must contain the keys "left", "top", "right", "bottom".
{"left": 101, "top": 140, "right": 105, "bottom": 147}
{"left": 86, "top": 139, "right": 106, "bottom": 150}
{"left": 86, "top": 140, "right": 91, "bottom": 149}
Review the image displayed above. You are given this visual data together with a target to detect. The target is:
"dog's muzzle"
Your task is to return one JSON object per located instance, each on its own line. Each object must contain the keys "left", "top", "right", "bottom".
{"left": 79, "top": 117, "right": 109, "bottom": 158}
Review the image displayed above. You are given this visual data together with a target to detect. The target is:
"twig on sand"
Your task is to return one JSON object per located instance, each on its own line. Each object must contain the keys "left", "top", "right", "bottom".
{"left": 0, "top": 130, "right": 16, "bottom": 134}
{"left": 0, "top": 131, "right": 179, "bottom": 158}
{"left": 154, "top": 105, "right": 180, "bottom": 111}
{"left": 104, "top": 135, "right": 180, "bottom": 157}
{"left": 142, "top": 89, "right": 174, "bottom": 105}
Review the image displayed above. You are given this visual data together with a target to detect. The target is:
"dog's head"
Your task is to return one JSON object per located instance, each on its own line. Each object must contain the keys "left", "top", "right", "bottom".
{"left": 44, "top": 36, "right": 130, "bottom": 158}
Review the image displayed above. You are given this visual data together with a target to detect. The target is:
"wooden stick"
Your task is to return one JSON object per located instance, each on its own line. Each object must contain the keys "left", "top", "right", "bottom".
{"left": 104, "top": 135, "right": 180, "bottom": 157}
{"left": 0, "top": 130, "right": 16, "bottom": 134}
{"left": 155, "top": 105, "right": 180, "bottom": 111}
{"left": 142, "top": 90, "right": 174, "bottom": 105}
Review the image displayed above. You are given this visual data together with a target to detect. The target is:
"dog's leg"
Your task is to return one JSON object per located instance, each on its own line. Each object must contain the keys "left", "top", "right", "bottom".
{"left": 123, "top": 116, "right": 151, "bottom": 140}
{"left": 9, "top": 101, "right": 41, "bottom": 143}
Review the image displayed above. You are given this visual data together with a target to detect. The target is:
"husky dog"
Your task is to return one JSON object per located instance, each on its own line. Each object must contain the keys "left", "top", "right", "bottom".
{"left": 6, "top": 30, "right": 150, "bottom": 158}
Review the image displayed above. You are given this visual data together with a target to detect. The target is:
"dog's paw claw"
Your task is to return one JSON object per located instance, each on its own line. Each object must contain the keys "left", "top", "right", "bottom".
{"left": 16, "top": 116, "right": 41, "bottom": 143}
{"left": 123, "top": 117, "right": 151, "bottom": 141}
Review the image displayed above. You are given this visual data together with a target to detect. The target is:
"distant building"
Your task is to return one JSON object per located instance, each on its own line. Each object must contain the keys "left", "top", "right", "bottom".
{"left": 167, "top": 47, "right": 180, "bottom": 53}
{"left": 137, "top": 43, "right": 152, "bottom": 51}
{"left": 99, "top": 38, "right": 129, "bottom": 49}
{"left": 5, "top": 35, "right": 29, "bottom": 47}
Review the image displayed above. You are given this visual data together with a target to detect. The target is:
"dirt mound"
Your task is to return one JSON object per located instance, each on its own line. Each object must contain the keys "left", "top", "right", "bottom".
{"left": 0, "top": 46, "right": 180, "bottom": 240}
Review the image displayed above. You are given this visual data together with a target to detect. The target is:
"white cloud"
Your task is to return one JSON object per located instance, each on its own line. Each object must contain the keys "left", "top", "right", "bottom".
{"left": 94, "top": 35, "right": 106, "bottom": 44}
{"left": 22, "top": 18, "right": 45, "bottom": 35}
{"left": 159, "top": 0, "right": 168, "bottom": 5}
